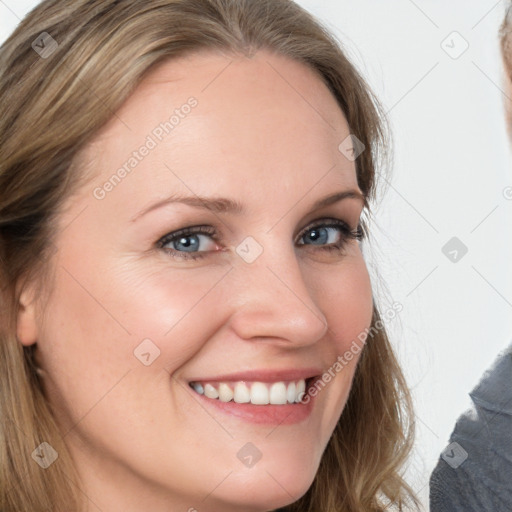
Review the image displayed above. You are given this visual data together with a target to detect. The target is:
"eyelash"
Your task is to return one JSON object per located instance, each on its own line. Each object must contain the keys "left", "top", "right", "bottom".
{"left": 156, "top": 218, "right": 364, "bottom": 261}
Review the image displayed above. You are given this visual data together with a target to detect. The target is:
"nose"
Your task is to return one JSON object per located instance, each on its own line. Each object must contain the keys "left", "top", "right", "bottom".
{"left": 228, "top": 246, "right": 328, "bottom": 348}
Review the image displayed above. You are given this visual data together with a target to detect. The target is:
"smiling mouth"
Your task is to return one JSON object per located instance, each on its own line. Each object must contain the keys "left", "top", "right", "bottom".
{"left": 189, "top": 378, "right": 313, "bottom": 405}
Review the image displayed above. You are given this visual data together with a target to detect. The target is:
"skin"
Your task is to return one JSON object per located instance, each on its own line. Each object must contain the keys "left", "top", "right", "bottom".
{"left": 17, "top": 50, "right": 374, "bottom": 512}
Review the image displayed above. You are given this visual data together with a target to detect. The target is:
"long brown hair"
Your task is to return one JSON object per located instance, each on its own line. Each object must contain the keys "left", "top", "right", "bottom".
{"left": 0, "top": 1, "right": 417, "bottom": 510}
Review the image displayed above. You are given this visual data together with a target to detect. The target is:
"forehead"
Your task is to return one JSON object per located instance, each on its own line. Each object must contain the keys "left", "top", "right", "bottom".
{"left": 79, "top": 50, "right": 359, "bottom": 214}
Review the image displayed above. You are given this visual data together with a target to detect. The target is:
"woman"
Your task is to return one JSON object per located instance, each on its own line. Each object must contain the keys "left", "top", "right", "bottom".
{"left": 0, "top": 1, "right": 417, "bottom": 510}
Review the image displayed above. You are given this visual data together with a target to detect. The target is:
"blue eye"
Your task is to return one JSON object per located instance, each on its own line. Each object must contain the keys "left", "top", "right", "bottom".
{"left": 298, "top": 219, "right": 363, "bottom": 249}
{"left": 168, "top": 233, "right": 213, "bottom": 253}
{"left": 158, "top": 226, "right": 218, "bottom": 260}
{"left": 300, "top": 226, "right": 339, "bottom": 245}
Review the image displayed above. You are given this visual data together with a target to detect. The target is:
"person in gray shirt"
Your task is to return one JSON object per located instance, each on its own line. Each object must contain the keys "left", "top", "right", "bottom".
{"left": 430, "top": 9, "right": 512, "bottom": 510}
{"left": 429, "top": 343, "right": 512, "bottom": 511}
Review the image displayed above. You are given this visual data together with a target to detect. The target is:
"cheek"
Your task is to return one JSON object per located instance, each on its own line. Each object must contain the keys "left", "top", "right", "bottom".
{"left": 299, "top": 253, "right": 372, "bottom": 443}
{"left": 313, "top": 254, "right": 373, "bottom": 350}
{"left": 313, "top": 253, "right": 372, "bottom": 383}
{"left": 35, "top": 253, "right": 230, "bottom": 422}
{"left": 108, "top": 262, "right": 232, "bottom": 367}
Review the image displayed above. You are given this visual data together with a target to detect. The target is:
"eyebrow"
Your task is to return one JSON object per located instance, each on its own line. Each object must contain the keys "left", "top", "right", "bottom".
{"left": 130, "top": 189, "right": 365, "bottom": 223}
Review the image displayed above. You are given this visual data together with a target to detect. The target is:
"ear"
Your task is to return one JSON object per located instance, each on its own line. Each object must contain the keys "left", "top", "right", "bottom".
{"left": 16, "top": 282, "right": 39, "bottom": 346}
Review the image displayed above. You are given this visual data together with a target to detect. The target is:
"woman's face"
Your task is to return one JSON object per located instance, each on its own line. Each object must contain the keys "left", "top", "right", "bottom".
{"left": 19, "top": 50, "right": 373, "bottom": 512}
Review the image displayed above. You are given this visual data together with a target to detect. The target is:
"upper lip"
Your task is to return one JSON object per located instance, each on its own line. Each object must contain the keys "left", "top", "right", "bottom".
{"left": 188, "top": 367, "right": 322, "bottom": 383}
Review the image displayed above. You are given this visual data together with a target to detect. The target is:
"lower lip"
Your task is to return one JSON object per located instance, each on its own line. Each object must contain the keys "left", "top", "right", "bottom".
{"left": 188, "top": 384, "right": 316, "bottom": 425}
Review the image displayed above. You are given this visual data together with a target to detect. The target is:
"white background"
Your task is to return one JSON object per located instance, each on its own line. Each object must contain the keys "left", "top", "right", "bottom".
{"left": 2, "top": 1, "right": 512, "bottom": 510}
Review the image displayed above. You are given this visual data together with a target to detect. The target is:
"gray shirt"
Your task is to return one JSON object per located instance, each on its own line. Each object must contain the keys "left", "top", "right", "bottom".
{"left": 429, "top": 343, "right": 512, "bottom": 511}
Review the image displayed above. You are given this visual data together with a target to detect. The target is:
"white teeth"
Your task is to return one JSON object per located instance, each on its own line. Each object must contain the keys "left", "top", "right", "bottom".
{"left": 218, "top": 383, "right": 234, "bottom": 402}
{"left": 204, "top": 383, "right": 219, "bottom": 399}
{"left": 269, "top": 382, "right": 287, "bottom": 405}
{"left": 233, "top": 382, "right": 251, "bottom": 403}
{"left": 250, "top": 382, "right": 270, "bottom": 405}
{"left": 191, "top": 379, "right": 308, "bottom": 405}
{"left": 286, "top": 381, "right": 296, "bottom": 404}
{"left": 295, "top": 379, "right": 306, "bottom": 403}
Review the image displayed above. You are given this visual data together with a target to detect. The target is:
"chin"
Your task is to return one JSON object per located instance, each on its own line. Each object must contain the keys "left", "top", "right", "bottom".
{"left": 203, "top": 456, "right": 319, "bottom": 512}
{"left": 207, "top": 478, "right": 313, "bottom": 512}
